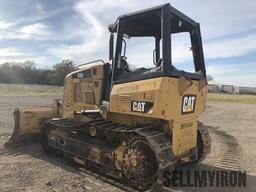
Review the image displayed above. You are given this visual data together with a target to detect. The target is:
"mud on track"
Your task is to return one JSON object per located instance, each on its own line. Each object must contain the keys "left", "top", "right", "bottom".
{"left": 0, "top": 96, "right": 256, "bottom": 192}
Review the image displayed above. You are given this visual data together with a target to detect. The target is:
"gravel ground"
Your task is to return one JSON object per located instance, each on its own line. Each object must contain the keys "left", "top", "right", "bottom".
{"left": 0, "top": 96, "right": 255, "bottom": 192}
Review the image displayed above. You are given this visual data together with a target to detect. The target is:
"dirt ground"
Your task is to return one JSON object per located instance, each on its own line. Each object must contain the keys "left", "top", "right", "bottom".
{"left": 0, "top": 96, "right": 255, "bottom": 192}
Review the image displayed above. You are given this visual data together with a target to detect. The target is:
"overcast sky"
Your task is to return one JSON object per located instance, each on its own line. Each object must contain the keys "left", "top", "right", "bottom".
{"left": 0, "top": 0, "right": 255, "bottom": 86}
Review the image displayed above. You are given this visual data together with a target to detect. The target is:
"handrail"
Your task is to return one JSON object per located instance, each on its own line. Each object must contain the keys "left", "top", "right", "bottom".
{"left": 76, "top": 59, "right": 105, "bottom": 68}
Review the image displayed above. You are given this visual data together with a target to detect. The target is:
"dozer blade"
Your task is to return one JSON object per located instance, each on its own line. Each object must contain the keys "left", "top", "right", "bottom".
{"left": 5, "top": 100, "right": 62, "bottom": 147}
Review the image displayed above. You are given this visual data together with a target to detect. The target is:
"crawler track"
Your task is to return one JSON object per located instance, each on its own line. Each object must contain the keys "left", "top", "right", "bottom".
{"left": 41, "top": 118, "right": 176, "bottom": 191}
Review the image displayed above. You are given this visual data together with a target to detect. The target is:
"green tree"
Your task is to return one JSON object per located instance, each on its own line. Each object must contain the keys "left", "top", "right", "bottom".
{"left": 49, "top": 60, "right": 75, "bottom": 85}
{"left": 0, "top": 59, "right": 75, "bottom": 86}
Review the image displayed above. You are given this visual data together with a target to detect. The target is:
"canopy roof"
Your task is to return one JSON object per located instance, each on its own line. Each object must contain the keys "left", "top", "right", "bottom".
{"left": 108, "top": 3, "right": 198, "bottom": 37}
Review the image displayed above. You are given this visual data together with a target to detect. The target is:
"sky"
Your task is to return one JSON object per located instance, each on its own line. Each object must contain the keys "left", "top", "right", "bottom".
{"left": 0, "top": 0, "right": 255, "bottom": 87}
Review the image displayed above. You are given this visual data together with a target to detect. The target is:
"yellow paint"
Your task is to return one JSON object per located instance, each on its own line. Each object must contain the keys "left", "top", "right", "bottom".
{"left": 14, "top": 60, "right": 207, "bottom": 159}
{"left": 110, "top": 77, "right": 207, "bottom": 156}
{"left": 19, "top": 107, "right": 58, "bottom": 135}
{"left": 63, "top": 63, "right": 104, "bottom": 118}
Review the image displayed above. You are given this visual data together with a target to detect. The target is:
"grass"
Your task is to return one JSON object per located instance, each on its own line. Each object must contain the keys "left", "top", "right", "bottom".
{"left": 208, "top": 93, "right": 256, "bottom": 104}
{"left": 0, "top": 89, "right": 63, "bottom": 97}
{"left": 1, "top": 85, "right": 256, "bottom": 105}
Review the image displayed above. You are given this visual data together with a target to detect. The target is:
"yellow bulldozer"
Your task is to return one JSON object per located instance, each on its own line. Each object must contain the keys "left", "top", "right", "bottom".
{"left": 6, "top": 4, "right": 211, "bottom": 191}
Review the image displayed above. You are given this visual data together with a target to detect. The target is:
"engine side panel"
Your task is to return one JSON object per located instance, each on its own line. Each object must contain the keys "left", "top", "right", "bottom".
{"left": 63, "top": 64, "right": 104, "bottom": 118}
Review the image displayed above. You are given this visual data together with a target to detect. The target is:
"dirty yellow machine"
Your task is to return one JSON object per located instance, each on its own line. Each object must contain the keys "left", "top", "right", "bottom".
{"left": 6, "top": 4, "right": 211, "bottom": 191}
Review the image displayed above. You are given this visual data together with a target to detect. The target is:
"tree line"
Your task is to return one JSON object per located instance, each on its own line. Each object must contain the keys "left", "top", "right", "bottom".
{"left": 0, "top": 60, "right": 75, "bottom": 86}
{"left": 0, "top": 60, "right": 214, "bottom": 86}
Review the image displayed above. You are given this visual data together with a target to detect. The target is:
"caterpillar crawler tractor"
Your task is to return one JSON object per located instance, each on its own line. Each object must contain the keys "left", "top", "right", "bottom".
{"left": 6, "top": 4, "right": 211, "bottom": 191}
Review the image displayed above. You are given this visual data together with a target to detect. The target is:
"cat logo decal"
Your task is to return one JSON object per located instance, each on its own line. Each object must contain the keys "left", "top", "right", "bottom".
{"left": 182, "top": 95, "right": 196, "bottom": 114}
